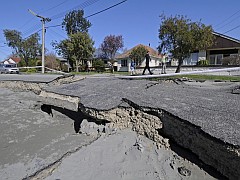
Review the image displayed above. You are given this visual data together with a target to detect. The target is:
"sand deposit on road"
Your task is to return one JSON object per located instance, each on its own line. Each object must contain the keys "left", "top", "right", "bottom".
{"left": 0, "top": 87, "right": 219, "bottom": 180}
{"left": 45, "top": 129, "right": 215, "bottom": 180}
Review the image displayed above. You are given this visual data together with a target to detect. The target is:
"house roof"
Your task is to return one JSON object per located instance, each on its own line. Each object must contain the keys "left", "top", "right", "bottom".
{"left": 57, "top": 57, "right": 67, "bottom": 62}
{"left": 210, "top": 32, "right": 240, "bottom": 50}
{"left": 10, "top": 57, "right": 21, "bottom": 63}
{"left": 116, "top": 44, "right": 162, "bottom": 59}
{"left": 2, "top": 57, "right": 21, "bottom": 64}
{"left": 213, "top": 32, "right": 240, "bottom": 44}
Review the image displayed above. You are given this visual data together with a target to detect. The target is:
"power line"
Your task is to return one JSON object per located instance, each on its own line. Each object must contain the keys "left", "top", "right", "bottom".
{"left": 223, "top": 24, "right": 240, "bottom": 34}
{"left": 22, "top": 29, "right": 42, "bottom": 40}
{"left": 215, "top": 13, "right": 240, "bottom": 30}
{"left": 21, "top": 0, "right": 101, "bottom": 39}
{"left": 18, "top": 17, "right": 36, "bottom": 30}
{"left": 22, "top": 23, "right": 42, "bottom": 37}
{"left": 18, "top": 0, "right": 71, "bottom": 30}
{"left": 46, "top": 0, "right": 127, "bottom": 29}
{"left": 3, "top": 0, "right": 127, "bottom": 53}
{"left": 50, "top": 0, "right": 101, "bottom": 20}
{"left": 214, "top": 9, "right": 240, "bottom": 28}
{"left": 47, "top": 28, "right": 66, "bottom": 39}
{"left": 85, "top": 0, "right": 127, "bottom": 18}
{"left": 39, "top": 0, "right": 71, "bottom": 14}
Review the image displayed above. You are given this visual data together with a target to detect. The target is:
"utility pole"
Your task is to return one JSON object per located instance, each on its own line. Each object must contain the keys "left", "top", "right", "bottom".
{"left": 28, "top": 9, "right": 51, "bottom": 73}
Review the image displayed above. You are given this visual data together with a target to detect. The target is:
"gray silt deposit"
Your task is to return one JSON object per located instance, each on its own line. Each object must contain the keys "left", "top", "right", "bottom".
{"left": 0, "top": 74, "right": 239, "bottom": 179}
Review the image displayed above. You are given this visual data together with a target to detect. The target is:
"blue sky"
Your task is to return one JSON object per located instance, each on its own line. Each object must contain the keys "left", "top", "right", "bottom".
{"left": 1, "top": 0, "right": 240, "bottom": 60}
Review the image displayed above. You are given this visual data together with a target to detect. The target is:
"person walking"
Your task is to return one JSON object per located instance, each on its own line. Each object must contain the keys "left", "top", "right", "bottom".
{"left": 161, "top": 53, "right": 167, "bottom": 74}
{"left": 142, "top": 51, "right": 153, "bottom": 75}
{"left": 130, "top": 60, "right": 135, "bottom": 75}
{"left": 86, "top": 60, "right": 91, "bottom": 73}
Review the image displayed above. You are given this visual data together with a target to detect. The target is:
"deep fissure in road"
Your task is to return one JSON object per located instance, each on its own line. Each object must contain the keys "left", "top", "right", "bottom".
{"left": 1, "top": 79, "right": 239, "bottom": 179}
{"left": 39, "top": 97, "right": 239, "bottom": 180}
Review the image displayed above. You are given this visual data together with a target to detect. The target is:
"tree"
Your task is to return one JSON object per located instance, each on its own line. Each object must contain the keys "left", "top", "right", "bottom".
{"left": 158, "top": 14, "right": 214, "bottom": 73}
{"left": 129, "top": 45, "right": 148, "bottom": 66}
{"left": 45, "top": 53, "right": 61, "bottom": 70}
{"left": 92, "top": 59, "right": 105, "bottom": 72}
{"left": 53, "top": 32, "right": 94, "bottom": 72}
{"left": 100, "top": 35, "right": 124, "bottom": 59}
{"left": 62, "top": 9, "right": 91, "bottom": 35}
{"left": 3, "top": 29, "right": 41, "bottom": 66}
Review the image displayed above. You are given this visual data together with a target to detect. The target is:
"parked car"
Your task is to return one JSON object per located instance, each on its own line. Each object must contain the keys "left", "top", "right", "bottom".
{"left": 0, "top": 64, "right": 19, "bottom": 74}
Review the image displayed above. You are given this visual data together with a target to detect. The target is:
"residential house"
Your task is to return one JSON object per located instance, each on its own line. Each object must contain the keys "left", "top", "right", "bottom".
{"left": 115, "top": 44, "right": 162, "bottom": 72}
{"left": 1, "top": 57, "right": 21, "bottom": 66}
{"left": 183, "top": 32, "right": 240, "bottom": 65}
{"left": 93, "top": 48, "right": 121, "bottom": 71}
{"left": 57, "top": 57, "right": 72, "bottom": 72}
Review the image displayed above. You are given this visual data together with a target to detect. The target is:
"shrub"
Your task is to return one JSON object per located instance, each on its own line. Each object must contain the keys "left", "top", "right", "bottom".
{"left": 222, "top": 56, "right": 240, "bottom": 66}
{"left": 18, "top": 59, "right": 40, "bottom": 67}
{"left": 19, "top": 68, "right": 27, "bottom": 72}
{"left": 45, "top": 56, "right": 61, "bottom": 70}
{"left": 35, "top": 60, "right": 42, "bottom": 66}
{"left": 61, "top": 63, "right": 69, "bottom": 72}
{"left": 26, "top": 68, "right": 37, "bottom": 73}
{"left": 197, "top": 60, "right": 209, "bottom": 66}
{"left": 92, "top": 59, "right": 105, "bottom": 72}
{"left": 18, "top": 60, "right": 26, "bottom": 67}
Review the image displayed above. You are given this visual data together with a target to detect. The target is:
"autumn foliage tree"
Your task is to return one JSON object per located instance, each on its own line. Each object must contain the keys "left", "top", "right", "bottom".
{"left": 100, "top": 35, "right": 124, "bottom": 59}
{"left": 158, "top": 14, "right": 214, "bottom": 73}
{"left": 45, "top": 53, "right": 61, "bottom": 70}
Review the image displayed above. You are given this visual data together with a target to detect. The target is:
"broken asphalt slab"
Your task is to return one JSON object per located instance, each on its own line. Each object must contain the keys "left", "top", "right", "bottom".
{"left": 0, "top": 74, "right": 85, "bottom": 94}
{"left": 0, "top": 74, "right": 63, "bottom": 83}
{"left": 42, "top": 76, "right": 240, "bottom": 146}
{"left": 0, "top": 74, "right": 239, "bottom": 179}
{"left": 40, "top": 76, "right": 240, "bottom": 179}
{"left": 0, "top": 85, "right": 218, "bottom": 180}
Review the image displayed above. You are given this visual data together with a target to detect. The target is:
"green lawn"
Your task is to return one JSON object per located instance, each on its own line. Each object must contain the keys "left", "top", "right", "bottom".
{"left": 169, "top": 74, "right": 240, "bottom": 81}
{"left": 70, "top": 71, "right": 130, "bottom": 76}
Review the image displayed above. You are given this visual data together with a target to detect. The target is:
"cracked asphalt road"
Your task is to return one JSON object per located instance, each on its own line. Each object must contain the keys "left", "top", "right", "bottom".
{"left": 0, "top": 74, "right": 239, "bottom": 179}
{"left": 0, "top": 74, "right": 63, "bottom": 83}
{"left": 44, "top": 76, "right": 240, "bottom": 146}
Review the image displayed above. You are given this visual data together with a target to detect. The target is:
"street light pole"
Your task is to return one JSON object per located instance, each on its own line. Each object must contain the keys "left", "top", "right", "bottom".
{"left": 28, "top": 9, "right": 51, "bottom": 73}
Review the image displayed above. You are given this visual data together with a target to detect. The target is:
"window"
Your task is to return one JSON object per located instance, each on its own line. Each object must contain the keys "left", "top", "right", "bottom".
{"left": 209, "top": 54, "right": 223, "bottom": 65}
{"left": 121, "top": 60, "right": 128, "bottom": 67}
{"left": 209, "top": 55, "right": 215, "bottom": 65}
{"left": 216, "top": 55, "right": 222, "bottom": 65}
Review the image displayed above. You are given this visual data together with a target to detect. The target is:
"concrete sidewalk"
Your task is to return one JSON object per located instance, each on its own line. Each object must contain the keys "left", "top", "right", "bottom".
{"left": 135, "top": 66, "right": 240, "bottom": 76}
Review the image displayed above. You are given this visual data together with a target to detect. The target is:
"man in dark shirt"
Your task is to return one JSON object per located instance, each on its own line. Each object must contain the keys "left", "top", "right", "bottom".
{"left": 142, "top": 51, "right": 153, "bottom": 75}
